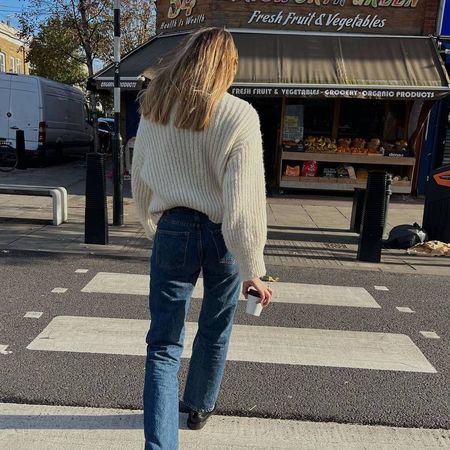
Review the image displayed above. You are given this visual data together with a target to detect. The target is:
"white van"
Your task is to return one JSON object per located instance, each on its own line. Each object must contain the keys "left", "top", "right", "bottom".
{"left": 0, "top": 73, "right": 93, "bottom": 159}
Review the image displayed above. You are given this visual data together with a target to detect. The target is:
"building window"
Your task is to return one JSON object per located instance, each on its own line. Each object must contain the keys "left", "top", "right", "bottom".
{"left": 0, "top": 53, "right": 5, "bottom": 72}
{"left": 10, "top": 57, "right": 15, "bottom": 73}
{"left": 16, "top": 58, "right": 21, "bottom": 74}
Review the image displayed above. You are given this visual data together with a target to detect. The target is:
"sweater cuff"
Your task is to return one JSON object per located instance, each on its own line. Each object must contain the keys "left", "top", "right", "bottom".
{"left": 238, "top": 254, "right": 266, "bottom": 281}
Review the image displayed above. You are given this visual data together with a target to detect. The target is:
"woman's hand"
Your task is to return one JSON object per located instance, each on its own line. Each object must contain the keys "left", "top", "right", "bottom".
{"left": 242, "top": 278, "right": 273, "bottom": 307}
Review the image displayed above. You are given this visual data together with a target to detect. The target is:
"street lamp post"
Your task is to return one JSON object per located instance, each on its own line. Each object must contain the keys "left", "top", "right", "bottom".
{"left": 113, "top": 0, "right": 123, "bottom": 226}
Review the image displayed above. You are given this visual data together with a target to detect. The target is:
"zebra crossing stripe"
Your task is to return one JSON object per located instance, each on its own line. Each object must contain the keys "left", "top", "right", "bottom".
{"left": 81, "top": 272, "right": 380, "bottom": 308}
{"left": 1, "top": 403, "right": 450, "bottom": 449}
{"left": 27, "top": 316, "right": 436, "bottom": 373}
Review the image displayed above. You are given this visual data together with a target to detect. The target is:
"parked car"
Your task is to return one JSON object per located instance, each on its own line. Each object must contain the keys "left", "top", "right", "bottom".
{"left": 0, "top": 73, "right": 94, "bottom": 160}
{"left": 98, "top": 117, "right": 114, "bottom": 153}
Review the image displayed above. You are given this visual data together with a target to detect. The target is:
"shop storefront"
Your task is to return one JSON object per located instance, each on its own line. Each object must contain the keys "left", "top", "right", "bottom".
{"left": 91, "top": 0, "right": 449, "bottom": 195}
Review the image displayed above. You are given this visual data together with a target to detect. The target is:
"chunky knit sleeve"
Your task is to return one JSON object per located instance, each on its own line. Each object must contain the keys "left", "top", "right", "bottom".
{"left": 221, "top": 106, "right": 267, "bottom": 280}
{"left": 131, "top": 119, "right": 157, "bottom": 239}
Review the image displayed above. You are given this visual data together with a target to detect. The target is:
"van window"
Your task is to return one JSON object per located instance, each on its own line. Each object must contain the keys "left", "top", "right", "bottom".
{"left": 0, "top": 53, "right": 5, "bottom": 72}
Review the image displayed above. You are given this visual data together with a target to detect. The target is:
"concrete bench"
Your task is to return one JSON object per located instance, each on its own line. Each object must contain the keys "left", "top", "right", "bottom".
{"left": 0, "top": 184, "right": 68, "bottom": 226}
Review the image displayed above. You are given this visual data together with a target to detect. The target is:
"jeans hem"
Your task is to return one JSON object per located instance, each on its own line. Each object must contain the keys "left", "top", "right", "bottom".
{"left": 182, "top": 399, "right": 215, "bottom": 414}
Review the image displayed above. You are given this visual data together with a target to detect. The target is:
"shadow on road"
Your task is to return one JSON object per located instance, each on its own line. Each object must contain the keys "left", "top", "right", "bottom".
{"left": 267, "top": 230, "right": 359, "bottom": 245}
{"left": 0, "top": 411, "right": 194, "bottom": 431}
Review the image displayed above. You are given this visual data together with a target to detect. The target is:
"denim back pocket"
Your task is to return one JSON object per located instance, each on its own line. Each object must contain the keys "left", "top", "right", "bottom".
{"left": 209, "top": 229, "right": 236, "bottom": 265}
{"left": 155, "top": 229, "right": 189, "bottom": 270}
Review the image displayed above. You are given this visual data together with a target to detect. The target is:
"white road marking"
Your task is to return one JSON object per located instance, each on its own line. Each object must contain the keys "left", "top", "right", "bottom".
{"left": 51, "top": 288, "right": 68, "bottom": 294}
{"left": 2, "top": 403, "right": 450, "bottom": 450}
{"left": 81, "top": 272, "right": 380, "bottom": 308}
{"left": 75, "top": 269, "right": 89, "bottom": 274}
{"left": 396, "top": 307, "right": 415, "bottom": 314}
{"left": 374, "top": 286, "right": 389, "bottom": 291}
{"left": 27, "top": 316, "right": 436, "bottom": 373}
{"left": 24, "top": 312, "right": 43, "bottom": 319}
{"left": 0, "top": 345, "right": 12, "bottom": 355}
{"left": 420, "top": 331, "right": 440, "bottom": 339}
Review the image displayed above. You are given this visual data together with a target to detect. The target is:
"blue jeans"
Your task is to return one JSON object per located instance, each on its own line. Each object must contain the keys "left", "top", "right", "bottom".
{"left": 143, "top": 208, "right": 241, "bottom": 450}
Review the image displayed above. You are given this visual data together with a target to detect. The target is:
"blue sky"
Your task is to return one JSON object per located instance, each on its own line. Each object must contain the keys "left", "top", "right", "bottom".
{"left": 1, "top": 0, "right": 107, "bottom": 72}
{"left": 0, "top": 0, "right": 29, "bottom": 27}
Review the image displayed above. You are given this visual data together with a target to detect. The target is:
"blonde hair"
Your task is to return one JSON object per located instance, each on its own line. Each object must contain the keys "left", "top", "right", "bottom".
{"left": 139, "top": 28, "right": 238, "bottom": 131}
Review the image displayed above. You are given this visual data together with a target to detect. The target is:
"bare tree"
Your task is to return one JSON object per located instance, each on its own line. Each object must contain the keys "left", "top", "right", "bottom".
{"left": 120, "top": 0, "right": 156, "bottom": 55}
{"left": 20, "top": 0, "right": 156, "bottom": 149}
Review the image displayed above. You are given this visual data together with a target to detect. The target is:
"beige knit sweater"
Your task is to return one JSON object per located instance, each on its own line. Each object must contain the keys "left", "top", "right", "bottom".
{"left": 131, "top": 93, "right": 267, "bottom": 280}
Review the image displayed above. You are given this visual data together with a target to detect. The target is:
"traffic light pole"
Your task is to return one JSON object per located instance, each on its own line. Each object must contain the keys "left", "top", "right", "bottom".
{"left": 113, "top": 0, "right": 123, "bottom": 226}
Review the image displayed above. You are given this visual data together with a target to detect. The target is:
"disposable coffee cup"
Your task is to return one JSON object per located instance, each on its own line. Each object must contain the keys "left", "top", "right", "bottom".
{"left": 246, "top": 289, "right": 263, "bottom": 317}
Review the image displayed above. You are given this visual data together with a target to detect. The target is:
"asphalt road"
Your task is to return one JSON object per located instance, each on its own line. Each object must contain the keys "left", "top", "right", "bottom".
{"left": 1, "top": 250, "right": 449, "bottom": 429}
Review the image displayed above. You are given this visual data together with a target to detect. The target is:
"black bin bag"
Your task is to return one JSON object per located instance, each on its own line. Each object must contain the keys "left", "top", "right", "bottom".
{"left": 384, "top": 223, "right": 428, "bottom": 250}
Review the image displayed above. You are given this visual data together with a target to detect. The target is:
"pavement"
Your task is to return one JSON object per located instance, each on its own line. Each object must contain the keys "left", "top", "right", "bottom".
{"left": 1, "top": 158, "right": 450, "bottom": 449}
{"left": 2, "top": 403, "right": 450, "bottom": 449}
{"left": 0, "top": 158, "right": 449, "bottom": 276}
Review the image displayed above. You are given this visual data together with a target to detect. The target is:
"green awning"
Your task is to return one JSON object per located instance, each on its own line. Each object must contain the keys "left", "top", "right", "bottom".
{"left": 93, "top": 31, "right": 450, "bottom": 99}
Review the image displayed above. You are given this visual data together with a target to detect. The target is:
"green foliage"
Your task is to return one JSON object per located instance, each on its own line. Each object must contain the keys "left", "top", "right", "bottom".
{"left": 27, "top": 16, "right": 87, "bottom": 85}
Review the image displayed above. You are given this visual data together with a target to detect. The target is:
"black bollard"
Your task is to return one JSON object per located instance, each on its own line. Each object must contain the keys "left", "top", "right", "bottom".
{"left": 16, "top": 129, "right": 27, "bottom": 170}
{"left": 357, "top": 171, "right": 392, "bottom": 262}
{"left": 85, "top": 152, "right": 109, "bottom": 244}
{"left": 350, "top": 188, "right": 365, "bottom": 233}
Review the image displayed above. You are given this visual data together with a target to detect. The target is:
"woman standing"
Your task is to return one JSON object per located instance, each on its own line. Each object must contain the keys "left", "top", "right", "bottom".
{"left": 132, "top": 27, "right": 273, "bottom": 450}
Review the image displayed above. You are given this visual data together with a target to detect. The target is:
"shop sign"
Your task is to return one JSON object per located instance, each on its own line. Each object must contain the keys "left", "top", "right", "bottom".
{"left": 157, "top": 0, "right": 427, "bottom": 35}
{"left": 158, "top": 0, "right": 208, "bottom": 31}
{"left": 230, "top": 86, "right": 443, "bottom": 98}
{"left": 95, "top": 80, "right": 143, "bottom": 90}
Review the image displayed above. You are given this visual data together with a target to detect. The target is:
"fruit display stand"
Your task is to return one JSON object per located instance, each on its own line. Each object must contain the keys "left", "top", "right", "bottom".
{"left": 279, "top": 152, "right": 415, "bottom": 194}
{"left": 277, "top": 97, "right": 418, "bottom": 194}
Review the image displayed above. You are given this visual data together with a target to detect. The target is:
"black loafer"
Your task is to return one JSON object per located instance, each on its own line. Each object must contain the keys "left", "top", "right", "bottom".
{"left": 187, "top": 407, "right": 216, "bottom": 430}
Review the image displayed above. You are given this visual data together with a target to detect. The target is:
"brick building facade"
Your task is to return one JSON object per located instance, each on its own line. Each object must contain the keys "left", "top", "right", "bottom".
{"left": 0, "top": 21, "right": 28, "bottom": 75}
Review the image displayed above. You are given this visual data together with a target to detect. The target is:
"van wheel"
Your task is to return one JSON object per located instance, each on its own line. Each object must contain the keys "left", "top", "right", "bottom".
{"left": 55, "top": 144, "right": 64, "bottom": 163}
{"left": 37, "top": 148, "right": 47, "bottom": 167}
